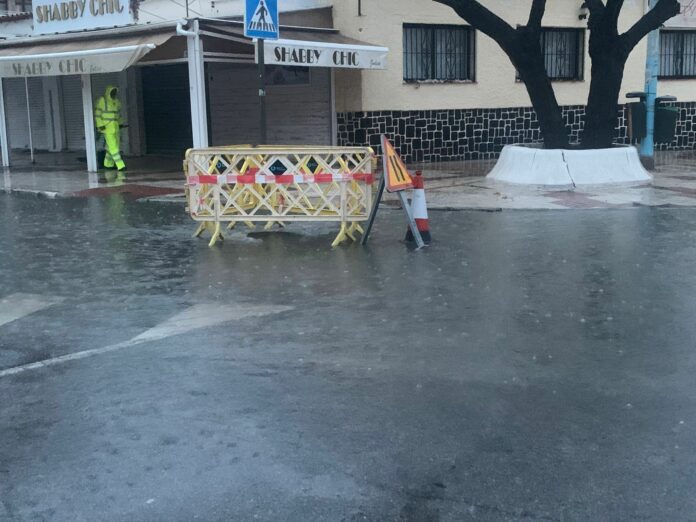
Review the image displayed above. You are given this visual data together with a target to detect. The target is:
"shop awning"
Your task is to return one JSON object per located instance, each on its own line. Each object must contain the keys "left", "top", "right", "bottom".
{"left": 0, "top": 26, "right": 175, "bottom": 78}
{"left": 0, "top": 19, "right": 387, "bottom": 75}
{"left": 198, "top": 20, "right": 388, "bottom": 69}
{"left": 264, "top": 37, "right": 388, "bottom": 70}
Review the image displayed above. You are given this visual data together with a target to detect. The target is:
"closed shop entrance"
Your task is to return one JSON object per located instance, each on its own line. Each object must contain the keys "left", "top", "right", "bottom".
{"left": 141, "top": 65, "right": 193, "bottom": 155}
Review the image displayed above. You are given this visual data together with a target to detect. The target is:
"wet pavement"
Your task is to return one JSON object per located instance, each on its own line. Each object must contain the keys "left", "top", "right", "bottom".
{"left": 4, "top": 150, "right": 696, "bottom": 211}
{"left": 416, "top": 150, "right": 696, "bottom": 210}
{"left": 1, "top": 193, "right": 696, "bottom": 521}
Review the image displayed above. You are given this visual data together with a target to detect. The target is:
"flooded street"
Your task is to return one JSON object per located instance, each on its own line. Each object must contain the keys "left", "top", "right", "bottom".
{"left": 2, "top": 193, "right": 696, "bottom": 521}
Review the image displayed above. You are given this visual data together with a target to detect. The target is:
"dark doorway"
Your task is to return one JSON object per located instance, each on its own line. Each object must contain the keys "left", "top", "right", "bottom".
{"left": 141, "top": 65, "right": 192, "bottom": 154}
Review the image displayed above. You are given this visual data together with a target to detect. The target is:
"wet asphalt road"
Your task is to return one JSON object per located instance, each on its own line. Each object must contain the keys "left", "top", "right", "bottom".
{"left": 1, "top": 192, "right": 696, "bottom": 521}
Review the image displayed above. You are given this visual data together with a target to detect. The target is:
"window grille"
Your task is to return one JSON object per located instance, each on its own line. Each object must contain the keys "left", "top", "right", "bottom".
{"left": 540, "top": 28, "right": 584, "bottom": 81}
{"left": 660, "top": 30, "right": 696, "bottom": 79}
{"left": 403, "top": 24, "right": 475, "bottom": 82}
{"left": 15, "top": 0, "right": 31, "bottom": 12}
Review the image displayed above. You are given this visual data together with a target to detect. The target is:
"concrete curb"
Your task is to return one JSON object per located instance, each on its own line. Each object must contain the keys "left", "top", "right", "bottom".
{"left": 2, "top": 188, "right": 61, "bottom": 198}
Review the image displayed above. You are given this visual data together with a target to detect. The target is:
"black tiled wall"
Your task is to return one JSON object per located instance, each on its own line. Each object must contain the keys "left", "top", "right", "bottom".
{"left": 337, "top": 102, "right": 695, "bottom": 162}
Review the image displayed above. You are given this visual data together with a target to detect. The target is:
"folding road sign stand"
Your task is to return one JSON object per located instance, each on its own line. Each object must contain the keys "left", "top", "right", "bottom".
{"left": 361, "top": 135, "right": 425, "bottom": 249}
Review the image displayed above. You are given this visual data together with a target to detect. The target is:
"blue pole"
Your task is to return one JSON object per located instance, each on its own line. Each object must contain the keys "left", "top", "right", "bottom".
{"left": 640, "top": 0, "right": 659, "bottom": 163}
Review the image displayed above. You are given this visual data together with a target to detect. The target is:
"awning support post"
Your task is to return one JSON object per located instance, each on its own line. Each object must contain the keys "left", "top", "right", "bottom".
{"left": 81, "top": 74, "right": 98, "bottom": 173}
{"left": 0, "top": 78, "right": 9, "bottom": 167}
{"left": 24, "top": 78, "right": 34, "bottom": 164}
{"left": 330, "top": 69, "right": 337, "bottom": 146}
{"left": 186, "top": 19, "right": 209, "bottom": 148}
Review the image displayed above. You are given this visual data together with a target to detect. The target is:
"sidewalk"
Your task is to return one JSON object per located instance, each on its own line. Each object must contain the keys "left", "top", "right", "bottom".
{"left": 408, "top": 150, "right": 696, "bottom": 210}
{"left": 2, "top": 149, "right": 696, "bottom": 209}
{"left": 1, "top": 152, "right": 184, "bottom": 200}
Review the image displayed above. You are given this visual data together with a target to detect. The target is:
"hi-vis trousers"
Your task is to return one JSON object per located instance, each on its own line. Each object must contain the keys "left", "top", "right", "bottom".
{"left": 102, "top": 131, "right": 125, "bottom": 170}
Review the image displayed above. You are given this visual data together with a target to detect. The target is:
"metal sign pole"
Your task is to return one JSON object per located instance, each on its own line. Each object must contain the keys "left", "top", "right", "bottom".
{"left": 361, "top": 173, "right": 385, "bottom": 245}
{"left": 640, "top": 0, "right": 659, "bottom": 168}
{"left": 257, "top": 38, "right": 267, "bottom": 145}
{"left": 24, "top": 78, "right": 34, "bottom": 164}
{"left": 246, "top": 0, "right": 277, "bottom": 145}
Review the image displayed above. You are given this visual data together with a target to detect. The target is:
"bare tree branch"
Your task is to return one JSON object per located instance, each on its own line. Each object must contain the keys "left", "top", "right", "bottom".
{"left": 606, "top": 0, "right": 625, "bottom": 14}
{"left": 527, "top": 0, "right": 546, "bottom": 29}
{"left": 582, "top": 0, "right": 606, "bottom": 17}
{"left": 621, "top": 0, "right": 680, "bottom": 51}
{"left": 432, "top": 0, "right": 516, "bottom": 52}
{"left": 583, "top": 0, "right": 607, "bottom": 33}
{"left": 606, "top": 0, "right": 625, "bottom": 28}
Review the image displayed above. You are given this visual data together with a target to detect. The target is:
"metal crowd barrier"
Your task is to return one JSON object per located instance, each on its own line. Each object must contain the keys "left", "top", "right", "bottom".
{"left": 184, "top": 146, "right": 376, "bottom": 247}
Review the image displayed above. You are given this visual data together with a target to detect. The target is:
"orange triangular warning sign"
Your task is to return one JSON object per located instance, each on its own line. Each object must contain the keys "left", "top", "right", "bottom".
{"left": 381, "top": 135, "right": 413, "bottom": 193}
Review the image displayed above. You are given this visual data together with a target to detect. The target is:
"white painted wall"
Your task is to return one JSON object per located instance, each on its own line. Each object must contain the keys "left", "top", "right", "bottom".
{"left": 136, "top": 0, "right": 333, "bottom": 24}
{"left": 0, "top": 0, "right": 332, "bottom": 35}
{"left": 0, "top": 18, "right": 32, "bottom": 38}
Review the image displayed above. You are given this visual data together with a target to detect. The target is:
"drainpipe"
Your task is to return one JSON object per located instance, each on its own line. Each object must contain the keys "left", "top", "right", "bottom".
{"left": 24, "top": 78, "right": 34, "bottom": 164}
{"left": 178, "top": 20, "right": 209, "bottom": 148}
{"left": 176, "top": 20, "right": 196, "bottom": 37}
{"left": 0, "top": 79, "right": 8, "bottom": 167}
{"left": 81, "top": 74, "right": 97, "bottom": 172}
{"left": 640, "top": 0, "right": 659, "bottom": 169}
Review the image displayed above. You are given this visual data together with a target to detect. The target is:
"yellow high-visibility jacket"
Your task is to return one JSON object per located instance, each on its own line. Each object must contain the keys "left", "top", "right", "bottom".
{"left": 94, "top": 85, "right": 123, "bottom": 134}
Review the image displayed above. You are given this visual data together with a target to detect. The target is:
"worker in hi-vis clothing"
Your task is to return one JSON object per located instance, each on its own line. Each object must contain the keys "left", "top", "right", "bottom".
{"left": 94, "top": 85, "right": 126, "bottom": 171}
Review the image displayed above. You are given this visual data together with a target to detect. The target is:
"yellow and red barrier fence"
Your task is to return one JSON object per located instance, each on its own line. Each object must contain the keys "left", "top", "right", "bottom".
{"left": 184, "top": 146, "right": 376, "bottom": 247}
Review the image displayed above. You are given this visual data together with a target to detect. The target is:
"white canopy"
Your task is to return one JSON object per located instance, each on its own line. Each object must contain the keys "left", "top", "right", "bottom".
{"left": 0, "top": 29, "right": 174, "bottom": 78}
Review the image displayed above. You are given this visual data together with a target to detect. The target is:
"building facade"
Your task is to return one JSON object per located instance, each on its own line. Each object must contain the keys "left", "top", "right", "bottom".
{"left": 331, "top": 0, "right": 696, "bottom": 161}
{"left": 0, "top": 0, "right": 694, "bottom": 168}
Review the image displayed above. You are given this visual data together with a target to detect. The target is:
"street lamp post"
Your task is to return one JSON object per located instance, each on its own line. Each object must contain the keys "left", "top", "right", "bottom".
{"left": 639, "top": 0, "right": 660, "bottom": 169}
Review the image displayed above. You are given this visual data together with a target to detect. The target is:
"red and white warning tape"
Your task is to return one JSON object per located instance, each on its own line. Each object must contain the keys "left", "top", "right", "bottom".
{"left": 187, "top": 172, "right": 373, "bottom": 186}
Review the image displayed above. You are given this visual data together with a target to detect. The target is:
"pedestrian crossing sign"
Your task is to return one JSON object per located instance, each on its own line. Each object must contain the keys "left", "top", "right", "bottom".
{"left": 245, "top": 0, "right": 279, "bottom": 40}
{"left": 381, "top": 135, "right": 414, "bottom": 193}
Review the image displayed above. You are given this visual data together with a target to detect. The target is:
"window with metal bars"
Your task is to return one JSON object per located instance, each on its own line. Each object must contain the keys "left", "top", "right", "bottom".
{"left": 403, "top": 24, "right": 475, "bottom": 82}
{"left": 540, "top": 28, "right": 584, "bottom": 81}
{"left": 660, "top": 30, "right": 696, "bottom": 79}
{"left": 13, "top": 0, "right": 30, "bottom": 12}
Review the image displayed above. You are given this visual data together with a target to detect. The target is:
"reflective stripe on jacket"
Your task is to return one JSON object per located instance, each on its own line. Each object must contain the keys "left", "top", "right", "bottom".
{"left": 94, "top": 85, "right": 123, "bottom": 132}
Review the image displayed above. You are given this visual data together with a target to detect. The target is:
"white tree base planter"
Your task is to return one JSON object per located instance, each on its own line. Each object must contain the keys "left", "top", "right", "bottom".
{"left": 486, "top": 145, "right": 652, "bottom": 187}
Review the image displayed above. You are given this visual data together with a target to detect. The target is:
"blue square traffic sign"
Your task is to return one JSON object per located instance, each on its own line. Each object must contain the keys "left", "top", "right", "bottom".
{"left": 245, "top": 0, "right": 279, "bottom": 40}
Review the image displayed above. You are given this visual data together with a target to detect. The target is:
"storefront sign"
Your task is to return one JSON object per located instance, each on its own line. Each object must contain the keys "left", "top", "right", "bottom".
{"left": 0, "top": 45, "right": 154, "bottom": 77}
{"left": 263, "top": 39, "right": 388, "bottom": 70}
{"left": 665, "top": 0, "right": 696, "bottom": 27}
{"left": 33, "top": 0, "right": 132, "bottom": 35}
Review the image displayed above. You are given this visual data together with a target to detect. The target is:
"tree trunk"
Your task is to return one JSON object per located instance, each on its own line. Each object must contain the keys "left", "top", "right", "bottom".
{"left": 511, "top": 32, "right": 570, "bottom": 149}
{"left": 432, "top": 0, "right": 681, "bottom": 153}
{"left": 582, "top": 50, "right": 628, "bottom": 149}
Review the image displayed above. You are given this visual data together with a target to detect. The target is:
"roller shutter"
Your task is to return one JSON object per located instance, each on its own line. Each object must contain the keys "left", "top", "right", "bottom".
{"left": 60, "top": 75, "right": 85, "bottom": 151}
{"left": 208, "top": 64, "right": 331, "bottom": 146}
{"left": 4, "top": 77, "right": 48, "bottom": 151}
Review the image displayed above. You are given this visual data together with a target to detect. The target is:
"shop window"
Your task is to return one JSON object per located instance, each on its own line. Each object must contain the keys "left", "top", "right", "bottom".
{"left": 660, "top": 30, "right": 696, "bottom": 79}
{"left": 403, "top": 24, "right": 475, "bottom": 82}
{"left": 540, "top": 28, "right": 584, "bottom": 81}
